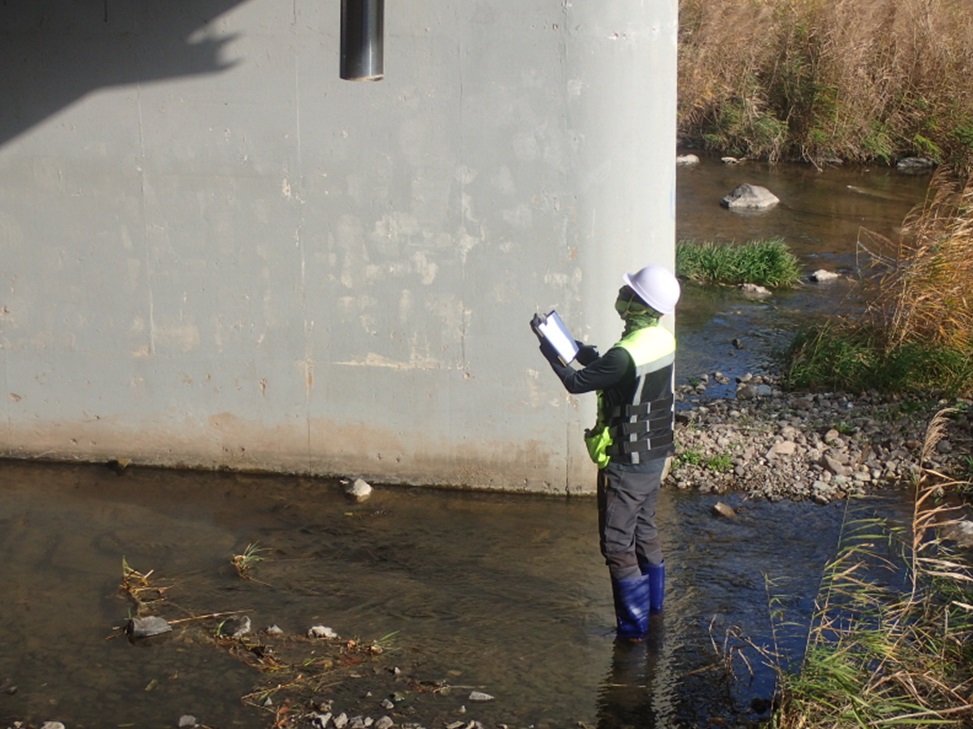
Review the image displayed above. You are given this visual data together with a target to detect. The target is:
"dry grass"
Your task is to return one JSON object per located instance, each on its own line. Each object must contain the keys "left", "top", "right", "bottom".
{"left": 861, "top": 168, "right": 973, "bottom": 353}
{"left": 771, "top": 409, "right": 973, "bottom": 728}
{"left": 679, "top": 0, "right": 973, "bottom": 168}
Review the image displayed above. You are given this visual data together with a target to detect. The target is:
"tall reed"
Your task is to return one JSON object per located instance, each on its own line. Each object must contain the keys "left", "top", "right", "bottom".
{"left": 772, "top": 410, "right": 973, "bottom": 728}
{"left": 679, "top": 0, "right": 973, "bottom": 170}
{"left": 785, "top": 168, "right": 973, "bottom": 398}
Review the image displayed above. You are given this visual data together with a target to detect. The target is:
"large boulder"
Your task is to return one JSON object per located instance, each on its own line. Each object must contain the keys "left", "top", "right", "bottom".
{"left": 721, "top": 183, "right": 779, "bottom": 210}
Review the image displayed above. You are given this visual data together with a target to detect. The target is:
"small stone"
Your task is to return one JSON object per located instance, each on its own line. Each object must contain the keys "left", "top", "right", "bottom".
{"left": 308, "top": 625, "right": 339, "bottom": 639}
{"left": 676, "top": 154, "right": 700, "bottom": 166}
{"left": 375, "top": 718, "right": 394, "bottom": 729}
{"left": 712, "top": 502, "right": 736, "bottom": 519}
{"left": 468, "top": 691, "right": 494, "bottom": 702}
{"left": 809, "top": 269, "right": 841, "bottom": 283}
{"left": 222, "top": 615, "right": 251, "bottom": 638}
{"left": 766, "top": 441, "right": 796, "bottom": 458}
{"left": 821, "top": 455, "right": 851, "bottom": 477}
{"left": 739, "top": 283, "right": 772, "bottom": 299}
{"left": 334, "top": 713, "right": 349, "bottom": 729}
{"left": 266, "top": 624, "right": 284, "bottom": 635}
{"left": 178, "top": 717, "right": 198, "bottom": 728}
{"left": 344, "top": 478, "right": 373, "bottom": 502}
{"left": 127, "top": 616, "right": 172, "bottom": 639}
{"left": 40, "top": 724, "right": 66, "bottom": 729}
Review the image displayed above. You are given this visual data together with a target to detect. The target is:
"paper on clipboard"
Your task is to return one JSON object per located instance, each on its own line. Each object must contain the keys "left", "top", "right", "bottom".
{"left": 532, "top": 310, "right": 579, "bottom": 365}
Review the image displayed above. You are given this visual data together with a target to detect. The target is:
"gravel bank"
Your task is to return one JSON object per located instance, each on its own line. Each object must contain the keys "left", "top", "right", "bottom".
{"left": 671, "top": 372, "right": 972, "bottom": 503}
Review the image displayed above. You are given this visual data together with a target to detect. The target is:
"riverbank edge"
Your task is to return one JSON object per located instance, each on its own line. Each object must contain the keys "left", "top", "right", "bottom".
{"left": 671, "top": 371, "right": 973, "bottom": 505}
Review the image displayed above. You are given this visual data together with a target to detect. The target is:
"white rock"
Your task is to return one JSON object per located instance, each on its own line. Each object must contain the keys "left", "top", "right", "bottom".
{"left": 810, "top": 269, "right": 841, "bottom": 283}
{"left": 308, "top": 625, "right": 339, "bottom": 639}
{"left": 468, "top": 691, "right": 495, "bottom": 702}
{"left": 344, "top": 478, "right": 373, "bottom": 503}
{"left": 721, "top": 183, "right": 779, "bottom": 210}
{"left": 677, "top": 154, "right": 700, "bottom": 166}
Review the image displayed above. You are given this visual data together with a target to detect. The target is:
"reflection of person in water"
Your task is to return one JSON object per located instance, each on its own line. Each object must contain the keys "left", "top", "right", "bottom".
{"left": 596, "top": 623, "right": 673, "bottom": 729}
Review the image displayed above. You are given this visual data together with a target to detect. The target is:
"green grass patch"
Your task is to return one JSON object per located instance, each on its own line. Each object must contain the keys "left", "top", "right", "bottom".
{"left": 677, "top": 238, "right": 802, "bottom": 288}
{"left": 784, "top": 322, "right": 973, "bottom": 398}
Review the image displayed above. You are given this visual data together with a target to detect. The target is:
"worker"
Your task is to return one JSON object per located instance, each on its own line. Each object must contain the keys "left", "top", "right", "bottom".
{"left": 533, "top": 264, "right": 680, "bottom": 642}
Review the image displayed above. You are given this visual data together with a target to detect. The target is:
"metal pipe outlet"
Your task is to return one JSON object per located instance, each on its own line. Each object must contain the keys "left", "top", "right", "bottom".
{"left": 340, "top": 0, "right": 384, "bottom": 81}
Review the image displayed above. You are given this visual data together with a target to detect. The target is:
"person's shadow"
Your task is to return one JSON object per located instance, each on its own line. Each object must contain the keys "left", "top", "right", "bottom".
{"left": 1, "top": 1, "right": 249, "bottom": 146}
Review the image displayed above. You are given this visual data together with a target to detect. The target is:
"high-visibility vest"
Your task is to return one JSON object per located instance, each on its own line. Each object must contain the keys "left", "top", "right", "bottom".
{"left": 584, "top": 325, "right": 675, "bottom": 469}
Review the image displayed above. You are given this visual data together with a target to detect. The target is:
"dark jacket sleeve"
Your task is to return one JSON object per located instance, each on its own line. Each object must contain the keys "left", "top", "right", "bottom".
{"left": 543, "top": 346, "right": 632, "bottom": 395}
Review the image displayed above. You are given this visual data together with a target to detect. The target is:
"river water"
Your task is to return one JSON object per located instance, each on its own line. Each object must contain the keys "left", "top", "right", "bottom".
{"left": 0, "top": 158, "right": 932, "bottom": 729}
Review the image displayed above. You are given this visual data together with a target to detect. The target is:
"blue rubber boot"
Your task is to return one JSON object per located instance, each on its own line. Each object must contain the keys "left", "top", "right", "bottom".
{"left": 611, "top": 574, "right": 651, "bottom": 642}
{"left": 646, "top": 561, "right": 665, "bottom": 614}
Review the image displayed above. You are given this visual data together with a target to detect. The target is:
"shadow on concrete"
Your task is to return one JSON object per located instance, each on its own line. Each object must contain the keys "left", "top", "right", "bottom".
{"left": 0, "top": 0, "right": 252, "bottom": 146}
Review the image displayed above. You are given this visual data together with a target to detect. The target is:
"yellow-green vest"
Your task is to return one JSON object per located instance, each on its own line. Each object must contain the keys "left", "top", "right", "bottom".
{"left": 585, "top": 325, "right": 675, "bottom": 469}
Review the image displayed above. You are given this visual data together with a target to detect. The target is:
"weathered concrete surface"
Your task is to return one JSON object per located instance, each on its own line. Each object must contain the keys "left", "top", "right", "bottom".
{"left": 0, "top": 1, "right": 677, "bottom": 492}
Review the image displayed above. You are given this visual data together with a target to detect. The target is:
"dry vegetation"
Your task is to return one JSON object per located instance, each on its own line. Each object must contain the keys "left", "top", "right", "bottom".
{"left": 771, "top": 409, "right": 973, "bottom": 728}
{"left": 862, "top": 167, "right": 973, "bottom": 353}
{"left": 679, "top": 0, "right": 973, "bottom": 170}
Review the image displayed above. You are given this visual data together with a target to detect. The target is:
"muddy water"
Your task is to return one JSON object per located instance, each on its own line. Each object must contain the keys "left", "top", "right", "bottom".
{"left": 0, "top": 161, "right": 932, "bottom": 728}
{"left": 0, "top": 460, "right": 911, "bottom": 728}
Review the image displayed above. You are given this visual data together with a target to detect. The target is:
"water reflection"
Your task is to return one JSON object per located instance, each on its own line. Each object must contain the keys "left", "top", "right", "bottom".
{"left": 674, "top": 158, "right": 931, "bottom": 389}
{"left": 0, "top": 460, "right": 914, "bottom": 729}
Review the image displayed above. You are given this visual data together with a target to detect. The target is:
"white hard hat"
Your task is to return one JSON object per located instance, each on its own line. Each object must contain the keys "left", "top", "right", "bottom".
{"left": 623, "top": 264, "right": 681, "bottom": 315}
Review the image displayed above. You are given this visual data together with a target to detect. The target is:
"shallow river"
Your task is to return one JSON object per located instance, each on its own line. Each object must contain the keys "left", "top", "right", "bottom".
{"left": 1, "top": 159, "right": 932, "bottom": 728}
{"left": 0, "top": 461, "right": 912, "bottom": 729}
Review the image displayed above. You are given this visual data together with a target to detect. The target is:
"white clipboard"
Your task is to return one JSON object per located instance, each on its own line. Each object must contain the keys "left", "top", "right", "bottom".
{"left": 532, "top": 310, "right": 579, "bottom": 365}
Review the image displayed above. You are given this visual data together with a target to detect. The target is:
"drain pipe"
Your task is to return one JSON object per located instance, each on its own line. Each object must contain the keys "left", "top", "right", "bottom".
{"left": 340, "top": 0, "right": 384, "bottom": 81}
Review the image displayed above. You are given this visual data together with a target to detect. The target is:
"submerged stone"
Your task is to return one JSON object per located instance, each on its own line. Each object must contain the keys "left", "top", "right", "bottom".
{"left": 127, "top": 615, "right": 172, "bottom": 639}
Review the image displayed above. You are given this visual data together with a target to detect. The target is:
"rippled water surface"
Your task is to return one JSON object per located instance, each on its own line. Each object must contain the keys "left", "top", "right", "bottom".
{"left": 0, "top": 460, "right": 912, "bottom": 728}
{"left": 1, "top": 161, "right": 930, "bottom": 728}
{"left": 675, "top": 157, "right": 931, "bottom": 391}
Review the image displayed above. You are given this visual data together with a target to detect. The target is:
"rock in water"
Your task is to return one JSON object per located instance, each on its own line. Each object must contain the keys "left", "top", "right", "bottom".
{"left": 127, "top": 615, "right": 172, "bottom": 639}
{"left": 344, "top": 478, "right": 373, "bottom": 503}
{"left": 721, "top": 183, "right": 779, "bottom": 210}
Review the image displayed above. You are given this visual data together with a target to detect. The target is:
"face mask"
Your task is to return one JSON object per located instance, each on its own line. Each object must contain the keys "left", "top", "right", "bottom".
{"left": 614, "top": 295, "right": 633, "bottom": 319}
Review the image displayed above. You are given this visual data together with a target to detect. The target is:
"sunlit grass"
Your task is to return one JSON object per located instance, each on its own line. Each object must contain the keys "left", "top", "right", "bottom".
{"left": 678, "top": 0, "right": 973, "bottom": 170}
{"left": 677, "top": 237, "right": 802, "bottom": 288}
{"left": 785, "top": 169, "right": 973, "bottom": 399}
{"left": 770, "top": 410, "right": 973, "bottom": 729}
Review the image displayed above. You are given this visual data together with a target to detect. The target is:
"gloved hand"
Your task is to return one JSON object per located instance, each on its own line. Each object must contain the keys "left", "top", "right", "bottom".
{"left": 538, "top": 338, "right": 561, "bottom": 364}
{"left": 575, "top": 340, "right": 599, "bottom": 366}
{"left": 529, "top": 313, "right": 547, "bottom": 340}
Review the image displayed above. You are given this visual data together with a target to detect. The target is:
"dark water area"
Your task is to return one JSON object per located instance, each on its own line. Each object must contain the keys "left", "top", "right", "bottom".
{"left": 674, "top": 156, "right": 932, "bottom": 392}
{"left": 0, "top": 460, "right": 913, "bottom": 729}
{"left": 0, "top": 161, "right": 931, "bottom": 728}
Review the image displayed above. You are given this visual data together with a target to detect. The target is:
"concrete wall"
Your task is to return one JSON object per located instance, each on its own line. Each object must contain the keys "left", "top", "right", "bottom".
{"left": 0, "top": 0, "right": 678, "bottom": 493}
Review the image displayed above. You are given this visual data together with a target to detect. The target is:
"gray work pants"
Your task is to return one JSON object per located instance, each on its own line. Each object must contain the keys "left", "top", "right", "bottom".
{"left": 597, "top": 460, "right": 665, "bottom": 581}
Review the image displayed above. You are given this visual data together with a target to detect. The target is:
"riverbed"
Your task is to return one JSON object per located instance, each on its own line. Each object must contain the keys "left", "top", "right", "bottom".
{"left": 0, "top": 158, "right": 934, "bottom": 729}
{"left": 0, "top": 459, "right": 913, "bottom": 729}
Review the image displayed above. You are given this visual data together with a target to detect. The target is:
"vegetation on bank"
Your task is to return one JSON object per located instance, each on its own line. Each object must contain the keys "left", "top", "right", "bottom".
{"left": 678, "top": 0, "right": 973, "bottom": 171}
{"left": 771, "top": 412, "right": 973, "bottom": 728}
{"left": 677, "top": 237, "right": 801, "bottom": 288}
{"left": 784, "top": 168, "right": 973, "bottom": 398}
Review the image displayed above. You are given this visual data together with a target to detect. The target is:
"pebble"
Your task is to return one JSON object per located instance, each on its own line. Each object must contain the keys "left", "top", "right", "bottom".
{"left": 344, "top": 478, "right": 373, "bottom": 503}
{"left": 308, "top": 625, "right": 340, "bottom": 639}
{"left": 673, "top": 374, "right": 972, "bottom": 502}
{"left": 127, "top": 616, "right": 172, "bottom": 639}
